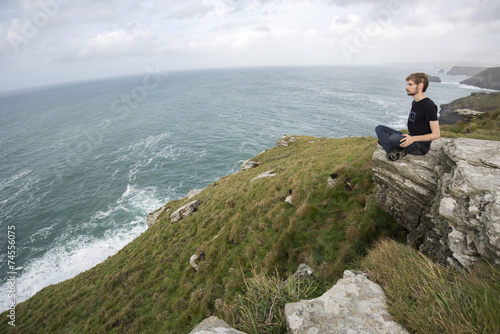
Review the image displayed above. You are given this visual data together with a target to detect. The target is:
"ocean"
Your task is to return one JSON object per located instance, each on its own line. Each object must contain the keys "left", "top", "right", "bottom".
{"left": 0, "top": 65, "right": 487, "bottom": 311}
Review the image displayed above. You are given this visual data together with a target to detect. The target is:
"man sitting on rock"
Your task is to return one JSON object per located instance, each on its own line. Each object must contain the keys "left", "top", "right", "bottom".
{"left": 375, "top": 72, "right": 440, "bottom": 161}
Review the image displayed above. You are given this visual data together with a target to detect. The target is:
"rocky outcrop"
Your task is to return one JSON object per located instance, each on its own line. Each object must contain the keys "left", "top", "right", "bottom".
{"left": 250, "top": 170, "right": 276, "bottom": 182}
{"left": 189, "top": 316, "right": 245, "bottom": 334}
{"left": 438, "top": 92, "right": 500, "bottom": 125}
{"left": 373, "top": 138, "right": 500, "bottom": 267}
{"left": 146, "top": 206, "right": 169, "bottom": 227}
{"left": 460, "top": 67, "right": 500, "bottom": 90}
{"left": 170, "top": 200, "right": 200, "bottom": 223}
{"left": 192, "top": 269, "right": 407, "bottom": 334}
{"left": 241, "top": 160, "right": 259, "bottom": 171}
{"left": 146, "top": 189, "right": 203, "bottom": 227}
{"left": 186, "top": 189, "right": 203, "bottom": 199}
{"left": 447, "top": 66, "right": 487, "bottom": 76}
{"left": 427, "top": 74, "right": 441, "bottom": 83}
{"left": 276, "top": 135, "right": 298, "bottom": 147}
{"left": 285, "top": 270, "right": 409, "bottom": 334}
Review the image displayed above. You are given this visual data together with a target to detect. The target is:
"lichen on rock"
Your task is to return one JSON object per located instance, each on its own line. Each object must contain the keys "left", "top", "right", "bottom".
{"left": 372, "top": 138, "right": 500, "bottom": 267}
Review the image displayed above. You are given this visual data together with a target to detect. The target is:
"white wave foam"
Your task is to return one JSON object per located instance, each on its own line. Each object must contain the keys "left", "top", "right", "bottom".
{"left": 0, "top": 182, "right": 171, "bottom": 312}
{"left": 440, "top": 81, "right": 498, "bottom": 92}
{"left": 0, "top": 169, "right": 33, "bottom": 191}
{"left": 0, "top": 221, "right": 147, "bottom": 312}
{"left": 122, "top": 184, "right": 133, "bottom": 198}
{"left": 29, "top": 225, "right": 55, "bottom": 244}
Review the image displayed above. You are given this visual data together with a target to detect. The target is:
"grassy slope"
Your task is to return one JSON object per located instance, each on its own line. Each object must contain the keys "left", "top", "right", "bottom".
{"left": 3, "top": 136, "right": 404, "bottom": 333}
{"left": 3, "top": 93, "right": 499, "bottom": 334}
{"left": 440, "top": 92, "right": 500, "bottom": 140}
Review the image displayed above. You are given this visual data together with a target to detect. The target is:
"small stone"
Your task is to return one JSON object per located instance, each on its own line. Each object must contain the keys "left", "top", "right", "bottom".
{"left": 170, "top": 200, "right": 200, "bottom": 223}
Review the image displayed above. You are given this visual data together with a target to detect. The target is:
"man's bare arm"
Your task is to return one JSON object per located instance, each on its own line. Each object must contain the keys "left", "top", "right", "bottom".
{"left": 400, "top": 120, "right": 440, "bottom": 147}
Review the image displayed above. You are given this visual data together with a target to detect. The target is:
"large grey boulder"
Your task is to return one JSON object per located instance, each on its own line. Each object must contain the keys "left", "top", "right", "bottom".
{"left": 373, "top": 138, "right": 500, "bottom": 267}
{"left": 189, "top": 316, "right": 246, "bottom": 334}
{"left": 285, "top": 270, "right": 409, "bottom": 334}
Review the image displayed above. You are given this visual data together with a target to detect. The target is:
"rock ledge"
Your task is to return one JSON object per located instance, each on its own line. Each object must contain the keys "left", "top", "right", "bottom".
{"left": 373, "top": 138, "right": 500, "bottom": 267}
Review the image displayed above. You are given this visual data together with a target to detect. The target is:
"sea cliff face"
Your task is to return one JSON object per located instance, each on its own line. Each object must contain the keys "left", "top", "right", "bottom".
{"left": 372, "top": 138, "right": 500, "bottom": 268}
{"left": 439, "top": 92, "right": 500, "bottom": 125}
{"left": 460, "top": 67, "right": 500, "bottom": 90}
{"left": 447, "top": 66, "right": 487, "bottom": 76}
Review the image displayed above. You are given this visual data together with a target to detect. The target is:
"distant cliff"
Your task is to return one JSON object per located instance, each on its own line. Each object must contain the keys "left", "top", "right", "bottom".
{"left": 439, "top": 91, "right": 500, "bottom": 125}
{"left": 447, "top": 66, "right": 487, "bottom": 76}
{"left": 460, "top": 67, "right": 500, "bottom": 90}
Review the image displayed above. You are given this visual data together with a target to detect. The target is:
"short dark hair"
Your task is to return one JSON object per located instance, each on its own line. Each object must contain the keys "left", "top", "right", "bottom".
{"left": 406, "top": 73, "right": 429, "bottom": 92}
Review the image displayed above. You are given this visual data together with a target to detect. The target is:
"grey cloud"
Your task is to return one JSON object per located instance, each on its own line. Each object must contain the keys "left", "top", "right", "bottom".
{"left": 334, "top": 15, "right": 357, "bottom": 25}
{"left": 464, "top": 1, "right": 500, "bottom": 23}
{"left": 166, "top": 2, "right": 215, "bottom": 19}
{"left": 255, "top": 25, "right": 270, "bottom": 32}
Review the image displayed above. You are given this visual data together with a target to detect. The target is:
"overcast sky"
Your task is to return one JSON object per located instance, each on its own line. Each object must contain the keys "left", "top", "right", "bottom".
{"left": 1, "top": 0, "right": 499, "bottom": 92}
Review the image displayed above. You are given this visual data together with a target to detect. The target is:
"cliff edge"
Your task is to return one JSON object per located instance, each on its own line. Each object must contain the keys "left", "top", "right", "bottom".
{"left": 372, "top": 138, "right": 500, "bottom": 268}
{"left": 460, "top": 67, "right": 500, "bottom": 90}
{"left": 439, "top": 92, "right": 500, "bottom": 125}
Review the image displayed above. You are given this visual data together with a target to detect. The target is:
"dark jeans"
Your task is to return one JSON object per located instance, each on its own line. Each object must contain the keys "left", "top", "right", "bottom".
{"left": 375, "top": 125, "right": 424, "bottom": 155}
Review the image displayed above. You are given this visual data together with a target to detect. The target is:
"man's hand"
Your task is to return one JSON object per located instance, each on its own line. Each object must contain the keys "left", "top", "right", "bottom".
{"left": 400, "top": 134, "right": 415, "bottom": 147}
{"left": 400, "top": 122, "right": 440, "bottom": 148}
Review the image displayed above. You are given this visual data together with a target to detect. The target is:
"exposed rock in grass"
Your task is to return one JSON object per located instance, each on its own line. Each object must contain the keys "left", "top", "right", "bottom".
{"left": 285, "top": 270, "right": 409, "bottom": 334}
{"left": 146, "top": 206, "right": 169, "bottom": 227}
{"left": 190, "top": 254, "right": 199, "bottom": 271}
{"left": 285, "top": 189, "right": 294, "bottom": 206}
{"left": 189, "top": 316, "right": 246, "bottom": 334}
{"left": 241, "top": 160, "right": 259, "bottom": 171}
{"left": 327, "top": 173, "right": 339, "bottom": 188}
{"left": 170, "top": 200, "right": 200, "bottom": 223}
{"left": 186, "top": 189, "right": 203, "bottom": 199}
{"left": 283, "top": 263, "right": 314, "bottom": 286}
{"left": 276, "top": 135, "right": 297, "bottom": 147}
{"left": 250, "top": 169, "right": 276, "bottom": 182}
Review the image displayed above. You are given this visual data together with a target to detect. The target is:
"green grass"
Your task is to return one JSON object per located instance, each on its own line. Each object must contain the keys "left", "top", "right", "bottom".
{"left": 3, "top": 92, "right": 499, "bottom": 334}
{"left": 2, "top": 135, "right": 404, "bottom": 333}
{"left": 362, "top": 239, "right": 500, "bottom": 334}
{"left": 440, "top": 109, "right": 500, "bottom": 141}
{"left": 217, "top": 267, "right": 321, "bottom": 333}
{"left": 440, "top": 93, "right": 500, "bottom": 141}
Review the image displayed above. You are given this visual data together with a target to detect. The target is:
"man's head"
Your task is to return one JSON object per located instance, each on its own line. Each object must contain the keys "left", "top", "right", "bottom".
{"left": 405, "top": 72, "right": 429, "bottom": 95}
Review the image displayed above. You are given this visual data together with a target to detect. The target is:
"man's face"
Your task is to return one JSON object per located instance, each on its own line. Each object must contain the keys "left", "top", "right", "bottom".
{"left": 406, "top": 80, "right": 420, "bottom": 96}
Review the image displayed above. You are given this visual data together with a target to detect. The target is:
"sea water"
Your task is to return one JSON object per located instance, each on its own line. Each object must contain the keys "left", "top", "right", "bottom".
{"left": 0, "top": 66, "right": 487, "bottom": 311}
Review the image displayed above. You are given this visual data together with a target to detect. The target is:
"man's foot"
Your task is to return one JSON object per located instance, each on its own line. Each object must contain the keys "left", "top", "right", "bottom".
{"left": 386, "top": 148, "right": 407, "bottom": 161}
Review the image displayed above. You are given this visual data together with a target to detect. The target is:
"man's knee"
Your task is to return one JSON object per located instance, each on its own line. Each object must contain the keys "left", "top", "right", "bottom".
{"left": 388, "top": 133, "right": 402, "bottom": 147}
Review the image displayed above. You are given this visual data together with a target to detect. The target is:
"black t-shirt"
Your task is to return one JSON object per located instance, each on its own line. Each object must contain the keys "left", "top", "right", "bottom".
{"left": 407, "top": 97, "right": 438, "bottom": 154}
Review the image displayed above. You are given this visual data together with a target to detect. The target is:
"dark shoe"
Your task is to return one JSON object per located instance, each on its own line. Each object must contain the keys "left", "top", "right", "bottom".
{"left": 386, "top": 148, "right": 407, "bottom": 161}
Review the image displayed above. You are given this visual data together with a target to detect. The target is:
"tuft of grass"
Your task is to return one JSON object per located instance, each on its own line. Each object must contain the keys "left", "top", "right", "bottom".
{"left": 362, "top": 239, "right": 500, "bottom": 334}
{"left": 217, "top": 267, "right": 321, "bottom": 334}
